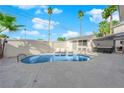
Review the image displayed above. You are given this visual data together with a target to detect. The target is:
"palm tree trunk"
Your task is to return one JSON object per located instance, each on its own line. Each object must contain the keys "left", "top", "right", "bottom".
{"left": 0, "top": 40, "right": 2, "bottom": 58}
{"left": 80, "top": 19, "right": 82, "bottom": 36}
{"left": 110, "top": 15, "right": 113, "bottom": 34}
{"left": 48, "top": 15, "right": 51, "bottom": 42}
{"left": 24, "top": 28, "right": 26, "bottom": 40}
{"left": 1, "top": 38, "right": 6, "bottom": 58}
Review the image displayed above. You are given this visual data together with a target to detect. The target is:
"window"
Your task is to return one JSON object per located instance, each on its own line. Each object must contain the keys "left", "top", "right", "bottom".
{"left": 120, "top": 41, "right": 123, "bottom": 44}
{"left": 72, "top": 41, "right": 77, "bottom": 50}
{"left": 83, "top": 40, "right": 87, "bottom": 46}
{"left": 78, "top": 40, "right": 88, "bottom": 46}
{"left": 78, "top": 48, "right": 81, "bottom": 51}
{"left": 78, "top": 40, "right": 83, "bottom": 46}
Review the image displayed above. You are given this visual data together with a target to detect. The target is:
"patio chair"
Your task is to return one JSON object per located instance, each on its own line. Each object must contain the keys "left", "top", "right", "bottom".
{"left": 54, "top": 48, "right": 61, "bottom": 56}
{"left": 61, "top": 48, "right": 66, "bottom": 56}
{"left": 68, "top": 51, "right": 73, "bottom": 56}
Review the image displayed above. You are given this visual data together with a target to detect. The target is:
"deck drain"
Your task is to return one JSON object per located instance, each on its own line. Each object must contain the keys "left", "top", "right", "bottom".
{"left": 33, "top": 80, "right": 37, "bottom": 82}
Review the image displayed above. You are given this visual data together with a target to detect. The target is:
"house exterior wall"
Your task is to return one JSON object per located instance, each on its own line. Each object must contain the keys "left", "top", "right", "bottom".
{"left": 72, "top": 41, "right": 78, "bottom": 51}
{"left": 92, "top": 40, "right": 114, "bottom": 48}
{"left": 114, "top": 38, "right": 124, "bottom": 53}
{"left": 66, "top": 41, "right": 73, "bottom": 51}
{"left": 70, "top": 39, "right": 93, "bottom": 53}
{"left": 115, "top": 40, "right": 124, "bottom": 53}
{"left": 77, "top": 40, "right": 93, "bottom": 52}
{"left": 118, "top": 5, "right": 124, "bottom": 22}
{"left": 113, "top": 23, "right": 124, "bottom": 34}
{"left": 52, "top": 41, "right": 72, "bottom": 51}
{"left": 115, "top": 40, "right": 122, "bottom": 47}
{"left": 113, "top": 6, "right": 124, "bottom": 52}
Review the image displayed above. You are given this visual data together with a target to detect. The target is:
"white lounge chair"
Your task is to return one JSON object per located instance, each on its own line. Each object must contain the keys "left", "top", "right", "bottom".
{"left": 54, "top": 48, "right": 61, "bottom": 56}
{"left": 60, "top": 48, "right": 66, "bottom": 56}
{"left": 67, "top": 50, "right": 73, "bottom": 56}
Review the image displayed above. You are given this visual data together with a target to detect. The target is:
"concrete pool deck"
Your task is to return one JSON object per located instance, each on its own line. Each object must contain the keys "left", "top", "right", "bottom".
{"left": 0, "top": 53, "right": 124, "bottom": 88}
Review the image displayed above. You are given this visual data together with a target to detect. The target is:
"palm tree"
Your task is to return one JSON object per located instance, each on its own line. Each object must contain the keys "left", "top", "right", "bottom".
{"left": 99, "top": 20, "right": 110, "bottom": 36}
{"left": 0, "top": 13, "right": 23, "bottom": 32}
{"left": 94, "top": 20, "right": 119, "bottom": 38}
{"left": 57, "top": 37, "right": 66, "bottom": 41}
{"left": 102, "top": 5, "right": 117, "bottom": 34}
{"left": 78, "top": 10, "right": 84, "bottom": 36}
{"left": 112, "top": 20, "right": 119, "bottom": 26}
{"left": 47, "top": 7, "right": 53, "bottom": 42}
{"left": 0, "top": 34, "right": 9, "bottom": 39}
{"left": 0, "top": 12, "right": 24, "bottom": 58}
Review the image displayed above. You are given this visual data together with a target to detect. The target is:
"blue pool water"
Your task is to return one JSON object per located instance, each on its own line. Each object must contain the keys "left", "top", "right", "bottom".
{"left": 21, "top": 54, "right": 90, "bottom": 64}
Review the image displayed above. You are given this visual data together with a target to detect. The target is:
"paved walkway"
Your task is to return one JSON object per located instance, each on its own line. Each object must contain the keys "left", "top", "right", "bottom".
{"left": 0, "top": 54, "right": 124, "bottom": 88}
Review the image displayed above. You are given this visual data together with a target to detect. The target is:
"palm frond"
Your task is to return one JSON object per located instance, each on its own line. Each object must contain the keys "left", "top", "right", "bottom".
{"left": 47, "top": 7, "right": 53, "bottom": 15}
{"left": 0, "top": 12, "right": 24, "bottom": 32}
{"left": 78, "top": 10, "right": 84, "bottom": 19}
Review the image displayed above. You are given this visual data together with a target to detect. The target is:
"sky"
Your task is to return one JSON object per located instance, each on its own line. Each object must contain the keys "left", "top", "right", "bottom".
{"left": 0, "top": 5, "right": 119, "bottom": 41}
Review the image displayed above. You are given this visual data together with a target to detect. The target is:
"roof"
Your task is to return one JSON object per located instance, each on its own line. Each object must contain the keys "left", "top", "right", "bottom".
{"left": 113, "top": 21, "right": 124, "bottom": 28}
{"left": 114, "top": 32, "right": 124, "bottom": 40}
{"left": 93, "top": 32, "right": 124, "bottom": 41}
{"left": 67, "top": 35, "right": 95, "bottom": 41}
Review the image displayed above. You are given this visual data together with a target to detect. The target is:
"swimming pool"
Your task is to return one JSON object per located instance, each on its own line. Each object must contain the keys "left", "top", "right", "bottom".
{"left": 21, "top": 54, "right": 90, "bottom": 64}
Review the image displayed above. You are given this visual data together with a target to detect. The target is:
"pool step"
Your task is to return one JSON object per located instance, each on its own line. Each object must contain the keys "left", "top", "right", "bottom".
{"left": 17, "top": 54, "right": 27, "bottom": 62}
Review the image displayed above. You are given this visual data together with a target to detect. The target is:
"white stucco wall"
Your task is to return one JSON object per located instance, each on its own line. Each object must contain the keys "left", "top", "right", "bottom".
{"left": 77, "top": 40, "right": 93, "bottom": 52}
{"left": 4, "top": 40, "right": 70, "bottom": 57}
{"left": 69, "top": 39, "right": 94, "bottom": 52}
{"left": 113, "top": 22, "right": 124, "bottom": 52}
{"left": 4, "top": 40, "right": 53, "bottom": 57}
{"left": 52, "top": 41, "right": 72, "bottom": 51}
{"left": 119, "top": 5, "right": 124, "bottom": 22}
{"left": 115, "top": 40, "right": 124, "bottom": 53}
{"left": 113, "top": 23, "right": 124, "bottom": 34}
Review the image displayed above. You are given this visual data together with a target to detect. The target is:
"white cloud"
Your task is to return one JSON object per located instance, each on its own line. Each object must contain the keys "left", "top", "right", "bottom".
{"left": 21, "top": 30, "right": 40, "bottom": 36}
{"left": 62, "top": 31, "right": 79, "bottom": 38}
{"left": 1, "top": 29, "right": 9, "bottom": 34}
{"left": 87, "top": 8, "right": 119, "bottom": 23}
{"left": 40, "top": 5, "right": 48, "bottom": 9}
{"left": 35, "top": 9, "right": 42, "bottom": 14}
{"left": 53, "top": 33, "right": 57, "bottom": 36}
{"left": 53, "top": 8, "right": 63, "bottom": 14}
{"left": 12, "top": 36, "right": 21, "bottom": 39}
{"left": 15, "top": 5, "right": 47, "bottom": 10}
{"left": 113, "top": 11, "right": 119, "bottom": 21}
{"left": 32, "top": 18, "right": 59, "bottom": 30}
{"left": 41, "top": 34, "right": 46, "bottom": 38}
{"left": 15, "top": 5, "right": 62, "bottom": 14}
{"left": 44, "top": 8, "right": 63, "bottom": 14}
{"left": 107, "top": 11, "right": 119, "bottom": 21}
{"left": 85, "top": 31, "right": 93, "bottom": 35}
{"left": 86, "top": 8, "right": 103, "bottom": 23}
{"left": 15, "top": 5, "right": 36, "bottom": 10}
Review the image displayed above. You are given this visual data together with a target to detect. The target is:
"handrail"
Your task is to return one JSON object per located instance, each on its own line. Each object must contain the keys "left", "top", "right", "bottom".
{"left": 17, "top": 54, "right": 27, "bottom": 62}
